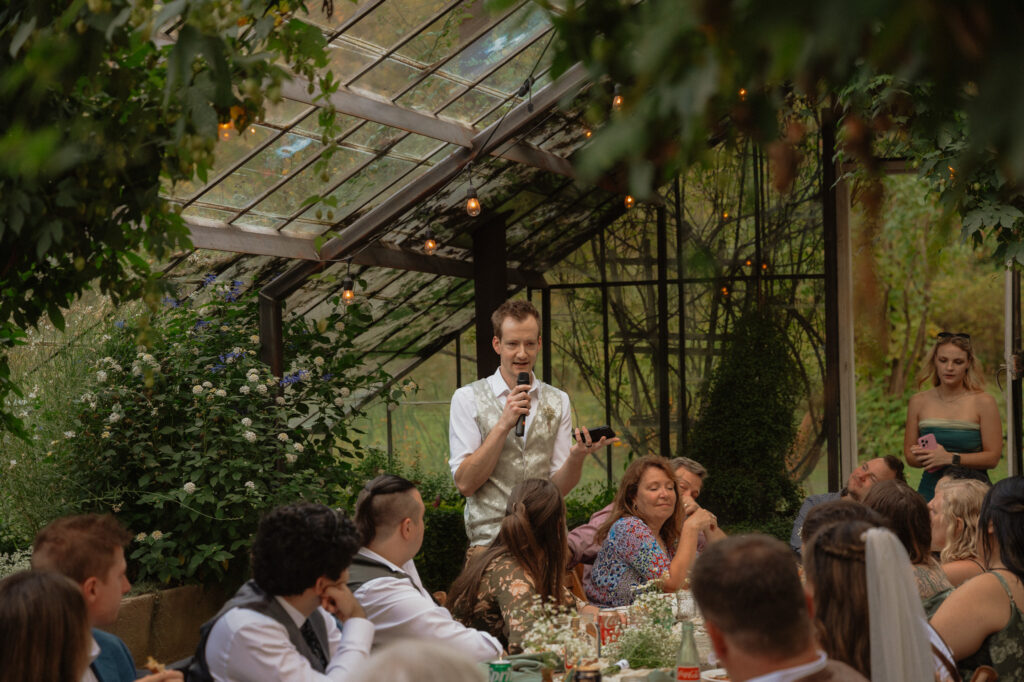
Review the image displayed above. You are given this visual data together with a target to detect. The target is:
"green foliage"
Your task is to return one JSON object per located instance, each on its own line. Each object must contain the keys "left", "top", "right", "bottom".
{"left": 565, "top": 480, "right": 614, "bottom": 530}
{"left": 688, "top": 308, "right": 803, "bottom": 526}
{"left": 0, "top": 0, "right": 345, "bottom": 437}
{"left": 545, "top": 0, "right": 1024, "bottom": 264}
{"left": 57, "top": 282, "right": 392, "bottom": 585}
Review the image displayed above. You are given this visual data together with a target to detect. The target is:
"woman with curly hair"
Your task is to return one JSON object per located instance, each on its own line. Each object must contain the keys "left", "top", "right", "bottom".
{"left": 447, "top": 478, "right": 579, "bottom": 653}
{"left": 929, "top": 477, "right": 989, "bottom": 586}
{"left": 584, "top": 454, "right": 716, "bottom": 606}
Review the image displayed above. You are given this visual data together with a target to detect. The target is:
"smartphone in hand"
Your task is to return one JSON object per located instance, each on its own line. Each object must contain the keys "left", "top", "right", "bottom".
{"left": 574, "top": 425, "right": 616, "bottom": 441}
{"left": 918, "top": 433, "right": 937, "bottom": 450}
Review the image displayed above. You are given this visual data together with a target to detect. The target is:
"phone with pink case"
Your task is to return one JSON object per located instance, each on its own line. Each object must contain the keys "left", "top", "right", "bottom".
{"left": 918, "top": 433, "right": 937, "bottom": 450}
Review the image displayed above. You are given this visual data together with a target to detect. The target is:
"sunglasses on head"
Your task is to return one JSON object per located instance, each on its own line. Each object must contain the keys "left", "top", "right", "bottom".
{"left": 937, "top": 332, "right": 971, "bottom": 341}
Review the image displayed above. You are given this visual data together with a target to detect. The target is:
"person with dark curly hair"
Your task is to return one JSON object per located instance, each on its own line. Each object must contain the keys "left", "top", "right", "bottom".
{"left": 190, "top": 503, "right": 372, "bottom": 681}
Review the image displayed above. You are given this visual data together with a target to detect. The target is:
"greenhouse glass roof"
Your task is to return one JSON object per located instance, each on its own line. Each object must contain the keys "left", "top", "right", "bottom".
{"left": 159, "top": 0, "right": 623, "bottom": 381}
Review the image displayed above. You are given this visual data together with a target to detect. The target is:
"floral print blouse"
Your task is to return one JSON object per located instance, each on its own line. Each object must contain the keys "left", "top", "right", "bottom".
{"left": 458, "top": 553, "right": 575, "bottom": 654}
{"left": 584, "top": 516, "right": 674, "bottom": 607}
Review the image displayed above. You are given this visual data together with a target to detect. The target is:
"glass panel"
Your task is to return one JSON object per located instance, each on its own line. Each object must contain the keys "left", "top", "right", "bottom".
{"left": 196, "top": 134, "right": 322, "bottom": 210}
{"left": 441, "top": 4, "right": 547, "bottom": 83}
{"left": 477, "top": 33, "right": 551, "bottom": 95}
{"left": 389, "top": 134, "right": 445, "bottom": 161}
{"left": 292, "top": 109, "right": 362, "bottom": 140}
{"left": 250, "top": 146, "right": 374, "bottom": 218}
{"left": 326, "top": 41, "right": 378, "bottom": 82}
{"left": 395, "top": 73, "right": 463, "bottom": 113}
{"left": 474, "top": 106, "right": 504, "bottom": 128}
{"left": 181, "top": 205, "right": 236, "bottom": 223}
{"left": 300, "top": 0, "right": 380, "bottom": 32}
{"left": 231, "top": 213, "right": 284, "bottom": 231}
{"left": 349, "top": 57, "right": 424, "bottom": 100}
{"left": 427, "top": 143, "right": 457, "bottom": 164}
{"left": 169, "top": 125, "right": 276, "bottom": 200}
{"left": 397, "top": 3, "right": 493, "bottom": 65}
{"left": 302, "top": 156, "right": 415, "bottom": 222}
{"left": 438, "top": 88, "right": 503, "bottom": 124}
{"left": 262, "top": 99, "right": 313, "bottom": 127}
{"left": 344, "top": 122, "right": 408, "bottom": 152}
{"left": 280, "top": 220, "right": 331, "bottom": 237}
{"left": 344, "top": 0, "right": 449, "bottom": 51}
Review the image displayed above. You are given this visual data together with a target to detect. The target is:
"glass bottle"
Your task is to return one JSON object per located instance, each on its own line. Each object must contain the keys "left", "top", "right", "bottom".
{"left": 676, "top": 620, "right": 700, "bottom": 681}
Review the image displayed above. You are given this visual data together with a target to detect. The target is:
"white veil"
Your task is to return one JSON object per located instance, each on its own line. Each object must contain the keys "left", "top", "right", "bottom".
{"left": 864, "top": 527, "right": 933, "bottom": 682}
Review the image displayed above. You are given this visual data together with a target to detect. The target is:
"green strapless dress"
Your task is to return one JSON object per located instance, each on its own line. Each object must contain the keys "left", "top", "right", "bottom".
{"left": 917, "top": 418, "right": 987, "bottom": 502}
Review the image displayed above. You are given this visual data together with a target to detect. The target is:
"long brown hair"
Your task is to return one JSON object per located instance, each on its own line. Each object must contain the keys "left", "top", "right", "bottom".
{"left": 595, "top": 455, "right": 682, "bottom": 549}
{"left": 0, "top": 570, "right": 90, "bottom": 682}
{"left": 448, "top": 479, "right": 569, "bottom": 618}
{"left": 862, "top": 480, "right": 932, "bottom": 565}
{"left": 804, "top": 521, "right": 875, "bottom": 678}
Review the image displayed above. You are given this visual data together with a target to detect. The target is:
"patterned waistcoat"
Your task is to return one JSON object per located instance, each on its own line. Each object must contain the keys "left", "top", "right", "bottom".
{"left": 465, "top": 378, "right": 563, "bottom": 546}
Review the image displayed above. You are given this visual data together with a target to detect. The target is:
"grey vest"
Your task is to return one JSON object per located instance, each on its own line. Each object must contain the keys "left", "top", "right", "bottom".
{"left": 347, "top": 554, "right": 418, "bottom": 593}
{"left": 465, "top": 378, "right": 563, "bottom": 546}
{"left": 186, "top": 580, "right": 330, "bottom": 681}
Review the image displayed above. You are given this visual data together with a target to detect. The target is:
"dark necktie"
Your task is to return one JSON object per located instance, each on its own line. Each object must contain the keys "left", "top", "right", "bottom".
{"left": 300, "top": 618, "right": 328, "bottom": 669}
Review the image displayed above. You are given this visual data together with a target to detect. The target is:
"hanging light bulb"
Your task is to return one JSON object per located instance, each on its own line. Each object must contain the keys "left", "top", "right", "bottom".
{"left": 722, "top": 211, "right": 730, "bottom": 220}
{"left": 761, "top": 262, "right": 768, "bottom": 271}
{"left": 423, "top": 228, "right": 438, "bottom": 255}
{"left": 744, "top": 258, "right": 753, "bottom": 267}
{"left": 583, "top": 127, "right": 592, "bottom": 139}
{"left": 738, "top": 88, "right": 747, "bottom": 101}
{"left": 465, "top": 186, "right": 481, "bottom": 217}
{"left": 217, "top": 121, "right": 232, "bottom": 140}
{"left": 721, "top": 285, "right": 730, "bottom": 296}
{"left": 624, "top": 195, "right": 635, "bottom": 209}
{"left": 612, "top": 84, "right": 623, "bottom": 112}
{"left": 341, "top": 277, "right": 356, "bottom": 305}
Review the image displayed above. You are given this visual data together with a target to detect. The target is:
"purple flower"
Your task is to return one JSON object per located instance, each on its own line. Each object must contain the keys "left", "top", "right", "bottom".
{"left": 195, "top": 319, "right": 212, "bottom": 329}
{"left": 201, "top": 274, "right": 217, "bottom": 286}
{"left": 162, "top": 296, "right": 180, "bottom": 308}
{"left": 114, "top": 320, "right": 126, "bottom": 329}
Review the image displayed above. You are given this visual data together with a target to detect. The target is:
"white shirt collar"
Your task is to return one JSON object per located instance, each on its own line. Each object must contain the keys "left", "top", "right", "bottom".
{"left": 747, "top": 650, "right": 828, "bottom": 682}
{"left": 486, "top": 367, "right": 538, "bottom": 397}
{"left": 88, "top": 636, "right": 101, "bottom": 664}
{"left": 745, "top": 647, "right": 831, "bottom": 679}
{"left": 274, "top": 595, "right": 308, "bottom": 628}
{"left": 358, "top": 546, "right": 404, "bottom": 573}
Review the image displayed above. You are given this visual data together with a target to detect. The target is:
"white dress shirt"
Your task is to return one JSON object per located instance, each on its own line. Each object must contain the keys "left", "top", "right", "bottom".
{"left": 351, "top": 548, "right": 502, "bottom": 661}
{"left": 205, "top": 595, "right": 374, "bottom": 682}
{"left": 448, "top": 368, "right": 572, "bottom": 477}
{"left": 80, "top": 637, "right": 101, "bottom": 682}
{"left": 747, "top": 650, "right": 828, "bottom": 682}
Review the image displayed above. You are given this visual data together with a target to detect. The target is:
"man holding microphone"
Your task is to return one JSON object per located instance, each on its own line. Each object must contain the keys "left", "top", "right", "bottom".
{"left": 448, "top": 299, "right": 615, "bottom": 552}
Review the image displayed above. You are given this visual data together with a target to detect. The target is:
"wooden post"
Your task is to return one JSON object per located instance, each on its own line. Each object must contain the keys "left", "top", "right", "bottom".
{"left": 472, "top": 213, "right": 507, "bottom": 379}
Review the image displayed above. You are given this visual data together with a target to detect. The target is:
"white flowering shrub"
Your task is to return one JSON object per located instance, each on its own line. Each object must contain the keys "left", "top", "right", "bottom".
{"left": 60, "top": 282, "right": 393, "bottom": 584}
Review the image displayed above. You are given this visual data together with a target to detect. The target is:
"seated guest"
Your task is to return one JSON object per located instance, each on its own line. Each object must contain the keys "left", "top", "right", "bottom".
{"left": 690, "top": 534, "right": 868, "bottom": 682}
{"left": 929, "top": 477, "right": 989, "bottom": 586}
{"left": 798, "top": 499, "right": 890, "bottom": 551}
{"left": 568, "top": 456, "right": 725, "bottom": 573}
{"left": 348, "top": 640, "right": 485, "bottom": 682}
{"left": 448, "top": 479, "right": 579, "bottom": 654}
{"left": 805, "top": 521, "right": 948, "bottom": 681}
{"left": 585, "top": 455, "right": 716, "bottom": 606}
{"left": 863, "top": 480, "right": 953, "bottom": 616}
{"left": 789, "top": 455, "right": 905, "bottom": 556}
{"left": 0, "top": 570, "right": 91, "bottom": 682}
{"left": 348, "top": 474, "right": 502, "bottom": 660}
{"left": 191, "top": 503, "right": 373, "bottom": 682}
{"left": 31, "top": 514, "right": 183, "bottom": 682}
{"left": 932, "top": 476, "right": 1024, "bottom": 681}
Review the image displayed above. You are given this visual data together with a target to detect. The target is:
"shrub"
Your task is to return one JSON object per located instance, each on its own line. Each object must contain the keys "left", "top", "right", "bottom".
{"left": 688, "top": 307, "right": 803, "bottom": 526}
{"left": 58, "top": 281, "right": 393, "bottom": 585}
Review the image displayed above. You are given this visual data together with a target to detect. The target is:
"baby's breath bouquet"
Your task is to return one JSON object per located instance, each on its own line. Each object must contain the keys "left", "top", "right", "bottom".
{"left": 604, "top": 579, "right": 683, "bottom": 669}
{"left": 521, "top": 594, "right": 592, "bottom": 666}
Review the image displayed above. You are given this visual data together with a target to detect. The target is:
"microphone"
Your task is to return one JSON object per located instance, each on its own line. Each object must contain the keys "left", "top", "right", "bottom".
{"left": 515, "top": 371, "right": 529, "bottom": 437}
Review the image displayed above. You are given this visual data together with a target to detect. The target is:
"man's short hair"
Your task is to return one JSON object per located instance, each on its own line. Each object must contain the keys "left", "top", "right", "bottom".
{"left": 881, "top": 455, "right": 906, "bottom": 483}
{"left": 491, "top": 300, "right": 540, "bottom": 339}
{"left": 32, "top": 514, "right": 132, "bottom": 584}
{"left": 669, "top": 457, "right": 707, "bottom": 480}
{"left": 691, "top": 534, "right": 812, "bottom": 658}
{"left": 354, "top": 474, "right": 418, "bottom": 546}
{"left": 251, "top": 503, "right": 361, "bottom": 596}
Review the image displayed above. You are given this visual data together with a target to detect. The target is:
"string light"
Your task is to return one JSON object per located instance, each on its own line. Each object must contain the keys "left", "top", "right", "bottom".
{"left": 465, "top": 186, "right": 481, "bottom": 217}
{"left": 744, "top": 258, "right": 752, "bottom": 267}
{"left": 738, "top": 88, "right": 747, "bottom": 101}
{"left": 722, "top": 211, "right": 730, "bottom": 220}
{"left": 612, "top": 84, "right": 623, "bottom": 112}
{"left": 720, "top": 286, "right": 730, "bottom": 296}
{"left": 624, "top": 195, "right": 635, "bottom": 209}
{"left": 948, "top": 165, "right": 955, "bottom": 180}
{"left": 341, "top": 277, "right": 356, "bottom": 305}
{"left": 218, "top": 122, "right": 232, "bottom": 140}
{"left": 423, "top": 228, "right": 438, "bottom": 255}
{"left": 761, "top": 262, "right": 768, "bottom": 271}
{"left": 583, "top": 127, "right": 592, "bottom": 139}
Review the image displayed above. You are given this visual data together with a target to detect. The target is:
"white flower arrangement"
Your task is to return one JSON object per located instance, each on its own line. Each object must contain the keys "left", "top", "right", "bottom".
{"left": 313, "top": 356, "right": 325, "bottom": 367}
{"left": 215, "top": 389, "right": 227, "bottom": 397}
{"left": 183, "top": 482, "right": 196, "bottom": 494}
{"left": 151, "top": 530, "right": 163, "bottom": 540}
{"left": 192, "top": 385, "right": 203, "bottom": 395}
{"left": 243, "top": 431, "right": 257, "bottom": 443}
{"left": 277, "top": 433, "right": 289, "bottom": 442}
{"left": 256, "top": 384, "right": 268, "bottom": 394}
{"left": 285, "top": 452, "right": 298, "bottom": 464}
{"left": 292, "top": 443, "right": 304, "bottom": 453}
{"left": 96, "top": 370, "right": 108, "bottom": 383}
{"left": 239, "top": 385, "right": 250, "bottom": 395}
{"left": 202, "top": 381, "right": 213, "bottom": 389}
{"left": 241, "top": 417, "right": 252, "bottom": 427}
